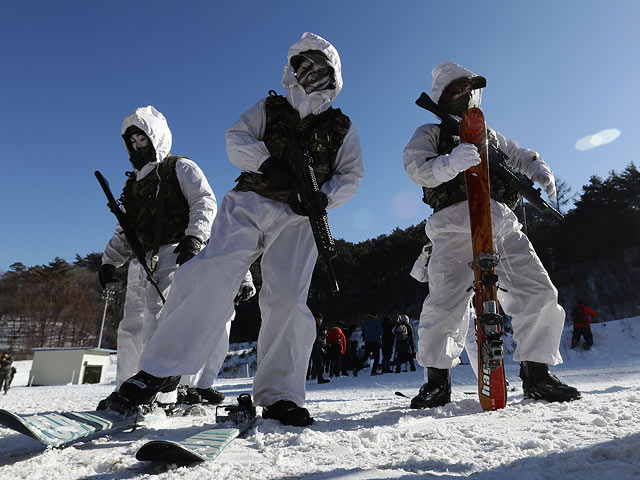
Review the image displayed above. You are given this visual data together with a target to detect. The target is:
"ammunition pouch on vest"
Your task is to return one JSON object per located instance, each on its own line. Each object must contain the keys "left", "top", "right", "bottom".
{"left": 233, "top": 92, "right": 350, "bottom": 204}
{"left": 121, "top": 156, "right": 190, "bottom": 253}
{"left": 422, "top": 123, "right": 521, "bottom": 212}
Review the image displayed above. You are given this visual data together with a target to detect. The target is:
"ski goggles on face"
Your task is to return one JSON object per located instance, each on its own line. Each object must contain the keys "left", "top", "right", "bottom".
{"left": 293, "top": 56, "right": 334, "bottom": 93}
{"left": 442, "top": 76, "right": 486, "bottom": 100}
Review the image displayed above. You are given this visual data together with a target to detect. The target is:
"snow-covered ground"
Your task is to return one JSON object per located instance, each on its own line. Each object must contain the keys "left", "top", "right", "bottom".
{"left": 1, "top": 318, "right": 639, "bottom": 479}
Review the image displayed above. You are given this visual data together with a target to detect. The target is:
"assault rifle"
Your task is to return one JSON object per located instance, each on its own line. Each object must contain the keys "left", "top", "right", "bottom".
{"left": 415, "top": 92, "right": 564, "bottom": 220}
{"left": 284, "top": 129, "right": 340, "bottom": 294}
{"left": 95, "top": 171, "right": 166, "bottom": 303}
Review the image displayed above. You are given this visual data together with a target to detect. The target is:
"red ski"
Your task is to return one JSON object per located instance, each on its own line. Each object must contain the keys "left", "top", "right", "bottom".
{"left": 460, "top": 107, "right": 507, "bottom": 411}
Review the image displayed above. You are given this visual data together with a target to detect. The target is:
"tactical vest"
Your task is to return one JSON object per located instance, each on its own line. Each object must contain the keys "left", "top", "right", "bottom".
{"left": 234, "top": 92, "right": 351, "bottom": 204}
{"left": 120, "top": 156, "right": 190, "bottom": 253}
{"left": 422, "top": 123, "right": 521, "bottom": 212}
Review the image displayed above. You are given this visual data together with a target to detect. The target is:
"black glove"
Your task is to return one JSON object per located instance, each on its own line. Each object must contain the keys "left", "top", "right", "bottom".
{"left": 98, "top": 264, "right": 116, "bottom": 288}
{"left": 290, "top": 191, "right": 329, "bottom": 217}
{"left": 259, "top": 157, "right": 295, "bottom": 190}
{"left": 173, "top": 236, "right": 203, "bottom": 266}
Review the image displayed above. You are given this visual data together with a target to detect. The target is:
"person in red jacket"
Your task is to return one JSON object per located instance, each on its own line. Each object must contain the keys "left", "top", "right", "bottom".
{"left": 326, "top": 323, "right": 347, "bottom": 377}
{"left": 571, "top": 300, "right": 597, "bottom": 350}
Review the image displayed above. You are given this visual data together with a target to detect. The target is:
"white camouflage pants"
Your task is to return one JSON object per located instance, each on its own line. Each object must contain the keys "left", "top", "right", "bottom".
{"left": 139, "top": 190, "right": 318, "bottom": 407}
{"left": 115, "top": 259, "right": 145, "bottom": 386}
{"left": 181, "top": 316, "right": 233, "bottom": 389}
{"left": 417, "top": 200, "right": 564, "bottom": 378}
{"left": 116, "top": 245, "right": 232, "bottom": 402}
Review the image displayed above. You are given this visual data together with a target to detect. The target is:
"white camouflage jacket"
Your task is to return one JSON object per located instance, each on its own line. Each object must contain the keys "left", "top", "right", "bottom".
{"left": 225, "top": 32, "right": 364, "bottom": 210}
{"left": 102, "top": 106, "right": 216, "bottom": 267}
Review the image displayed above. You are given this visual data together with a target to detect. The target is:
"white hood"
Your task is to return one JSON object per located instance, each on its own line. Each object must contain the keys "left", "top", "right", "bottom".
{"left": 281, "top": 32, "right": 343, "bottom": 118}
{"left": 122, "top": 105, "right": 172, "bottom": 179}
{"left": 430, "top": 61, "right": 485, "bottom": 105}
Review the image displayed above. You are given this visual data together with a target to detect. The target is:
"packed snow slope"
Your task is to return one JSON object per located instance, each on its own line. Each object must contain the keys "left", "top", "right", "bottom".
{"left": 1, "top": 317, "right": 639, "bottom": 479}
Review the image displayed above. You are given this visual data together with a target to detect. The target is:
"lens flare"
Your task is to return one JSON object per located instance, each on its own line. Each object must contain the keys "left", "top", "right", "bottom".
{"left": 575, "top": 129, "right": 621, "bottom": 151}
{"left": 352, "top": 209, "right": 374, "bottom": 231}
{"left": 391, "top": 191, "right": 422, "bottom": 220}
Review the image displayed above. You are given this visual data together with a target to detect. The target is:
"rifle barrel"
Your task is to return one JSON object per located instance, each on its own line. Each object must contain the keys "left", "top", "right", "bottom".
{"left": 414, "top": 93, "right": 564, "bottom": 220}
{"left": 95, "top": 170, "right": 167, "bottom": 303}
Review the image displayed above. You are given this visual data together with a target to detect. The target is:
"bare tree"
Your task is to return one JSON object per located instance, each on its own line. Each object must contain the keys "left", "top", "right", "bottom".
{"left": 555, "top": 177, "right": 576, "bottom": 214}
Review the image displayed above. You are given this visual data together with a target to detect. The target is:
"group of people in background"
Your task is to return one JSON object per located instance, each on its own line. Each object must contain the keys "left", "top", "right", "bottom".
{"left": 306, "top": 294, "right": 598, "bottom": 396}
{"left": 307, "top": 311, "right": 417, "bottom": 384}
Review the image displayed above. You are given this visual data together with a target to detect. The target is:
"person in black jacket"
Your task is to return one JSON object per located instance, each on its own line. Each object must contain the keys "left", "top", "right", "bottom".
{"left": 307, "top": 312, "right": 325, "bottom": 380}
{"left": 0, "top": 352, "right": 14, "bottom": 395}
{"left": 342, "top": 325, "right": 361, "bottom": 377}
{"left": 394, "top": 315, "right": 417, "bottom": 373}
{"left": 311, "top": 325, "right": 330, "bottom": 384}
{"left": 362, "top": 311, "right": 383, "bottom": 376}
{"left": 381, "top": 316, "right": 396, "bottom": 373}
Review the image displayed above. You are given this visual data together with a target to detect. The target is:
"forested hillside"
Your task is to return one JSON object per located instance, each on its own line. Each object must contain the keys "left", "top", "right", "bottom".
{"left": 525, "top": 163, "right": 640, "bottom": 320}
{"left": 1, "top": 163, "right": 639, "bottom": 355}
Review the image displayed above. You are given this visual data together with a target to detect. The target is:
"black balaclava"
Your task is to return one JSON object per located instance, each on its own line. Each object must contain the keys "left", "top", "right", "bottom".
{"left": 438, "top": 76, "right": 486, "bottom": 117}
{"left": 123, "top": 125, "right": 156, "bottom": 170}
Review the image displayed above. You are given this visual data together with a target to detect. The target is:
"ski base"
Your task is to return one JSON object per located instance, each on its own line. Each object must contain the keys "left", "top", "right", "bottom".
{"left": 136, "top": 393, "right": 256, "bottom": 464}
{"left": 136, "top": 418, "right": 255, "bottom": 464}
{"left": 0, "top": 408, "right": 163, "bottom": 447}
{"left": 461, "top": 106, "right": 507, "bottom": 411}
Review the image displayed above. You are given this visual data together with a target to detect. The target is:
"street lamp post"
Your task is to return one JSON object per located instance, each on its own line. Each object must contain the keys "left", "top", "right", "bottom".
{"left": 98, "top": 287, "right": 116, "bottom": 349}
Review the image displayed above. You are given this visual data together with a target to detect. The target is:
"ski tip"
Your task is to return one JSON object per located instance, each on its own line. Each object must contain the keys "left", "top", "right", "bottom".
{"left": 394, "top": 391, "right": 409, "bottom": 398}
{"left": 464, "top": 106, "right": 484, "bottom": 118}
{"left": 460, "top": 107, "right": 486, "bottom": 131}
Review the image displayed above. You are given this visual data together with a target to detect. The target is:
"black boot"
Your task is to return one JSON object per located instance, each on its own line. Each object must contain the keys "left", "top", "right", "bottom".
{"left": 520, "top": 361, "right": 581, "bottom": 402}
{"left": 262, "top": 400, "right": 314, "bottom": 427}
{"left": 96, "top": 391, "right": 143, "bottom": 414}
{"left": 195, "top": 387, "right": 225, "bottom": 404}
{"left": 117, "top": 370, "right": 181, "bottom": 407}
{"left": 97, "top": 391, "right": 124, "bottom": 411}
{"left": 410, "top": 367, "right": 451, "bottom": 409}
{"left": 176, "top": 384, "right": 202, "bottom": 405}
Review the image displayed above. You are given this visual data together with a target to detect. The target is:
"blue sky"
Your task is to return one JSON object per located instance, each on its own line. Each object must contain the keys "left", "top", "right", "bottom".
{"left": 1, "top": 1, "right": 638, "bottom": 271}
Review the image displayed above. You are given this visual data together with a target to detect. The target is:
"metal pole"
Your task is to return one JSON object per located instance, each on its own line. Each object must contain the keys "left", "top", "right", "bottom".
{"left": 98, "top": 296, "right": 108, "bottom": 349}
{"left": 98, "top": 289, "right": 115, "bottom": 349}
